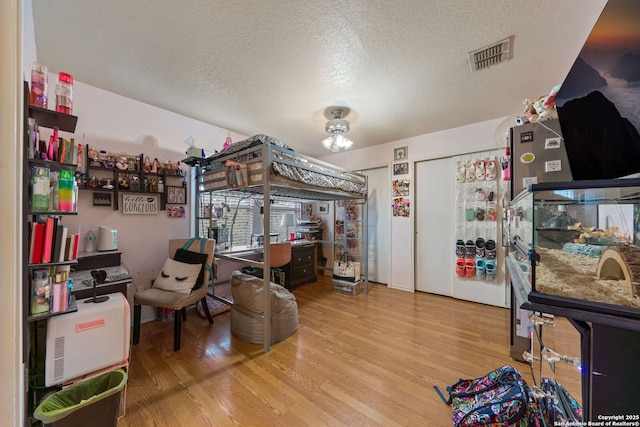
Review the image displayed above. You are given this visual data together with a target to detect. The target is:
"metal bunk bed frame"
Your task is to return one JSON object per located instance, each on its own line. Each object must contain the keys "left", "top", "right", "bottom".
{"left": 185, "top": 140, "right": 368, "bottom": 352}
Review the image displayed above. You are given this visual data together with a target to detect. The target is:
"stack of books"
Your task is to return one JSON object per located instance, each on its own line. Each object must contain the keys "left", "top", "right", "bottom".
{"left": 28, "top": 217, "right": 79, "bottom": 265}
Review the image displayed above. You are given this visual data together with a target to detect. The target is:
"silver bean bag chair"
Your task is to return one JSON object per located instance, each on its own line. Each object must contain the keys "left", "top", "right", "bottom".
{"left": 230, "top": 271, "right": 298, "bottom": 343}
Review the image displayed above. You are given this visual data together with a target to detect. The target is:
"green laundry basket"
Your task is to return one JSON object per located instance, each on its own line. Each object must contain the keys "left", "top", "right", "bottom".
{"left": 34, "top": 369, "right": 127, "bottom": 427}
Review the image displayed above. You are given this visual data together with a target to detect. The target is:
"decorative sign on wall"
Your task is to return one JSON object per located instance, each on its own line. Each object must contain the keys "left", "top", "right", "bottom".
{"left": 122, "top": 194, "right": 159, "bottom": 215}
{"left": 167, "top": 186, "right": 186, "bottom": 204}
{"left": 92, "top": 192, "right": 112, "bottom": 207}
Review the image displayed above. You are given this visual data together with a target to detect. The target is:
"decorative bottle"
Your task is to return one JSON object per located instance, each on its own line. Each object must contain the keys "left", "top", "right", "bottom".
{"left": 86, "top": 230, "right": 96, "bottom": 253}
{"left": 55, "top": 72, "right": 73, "bottom": 114}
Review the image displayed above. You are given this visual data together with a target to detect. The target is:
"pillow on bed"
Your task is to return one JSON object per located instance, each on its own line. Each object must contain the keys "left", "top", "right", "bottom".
{"left": 173, "top": 248, "right": 209, "bottom": 290}
{"left": 153, "top": 258, "right": 202, "bottom": 294}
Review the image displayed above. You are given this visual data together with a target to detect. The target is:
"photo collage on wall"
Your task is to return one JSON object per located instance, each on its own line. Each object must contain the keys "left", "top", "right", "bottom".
{"left": 392, "top": 146, "right": 410, "bottom": 217}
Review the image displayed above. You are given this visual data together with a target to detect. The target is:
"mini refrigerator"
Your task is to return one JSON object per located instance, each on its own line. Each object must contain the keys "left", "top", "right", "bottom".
{"left": 45, "top": 292, "right": 130, "bottom": 386}
{"left": 509, "top": 118, "right": 573, "bottom": 197}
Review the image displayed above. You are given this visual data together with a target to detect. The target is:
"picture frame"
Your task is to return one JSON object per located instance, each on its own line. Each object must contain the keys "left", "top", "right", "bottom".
{"left": 394, "top": 146, "right": 407, "bottom": 161}
{"left": 393, "top": 162, "right": 409, "bottom": 176}
{"left": 302, "top": 202, "right": 313, "bottom": 219}
{"left": 166, "top": 185, "right": 186, "bottom": 204}
{"left": 167, "top": 205, "right": 186, "bottom": 218}
{"left": 317, "top": 202, "right": 329, "bottom": 215}
{"left": 92, "top": 192, "right": 112, "bottom": 207}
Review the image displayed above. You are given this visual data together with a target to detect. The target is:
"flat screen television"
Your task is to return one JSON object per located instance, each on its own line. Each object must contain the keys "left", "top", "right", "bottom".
{"left": 555, "top": 0, "right": 640, "bottom": 181}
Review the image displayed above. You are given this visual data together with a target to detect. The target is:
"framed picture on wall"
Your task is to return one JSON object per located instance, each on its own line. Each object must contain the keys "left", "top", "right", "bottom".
{"left": 393, "top": 162, "right": 409, "bottom": 175}
{"left": 302, "top": 203, "right": 313, "bottom": 219}
{"left": 167, "top": 186, "right": 186, "bottom": 204}
{"left": 317, "top": 202, "right": 329, "bottom": 215}
{"left": 92, "top": 192, "right": 112, "bottom": 207}
{"left": 394, "top": 146, "right": 407, "bottom": 161}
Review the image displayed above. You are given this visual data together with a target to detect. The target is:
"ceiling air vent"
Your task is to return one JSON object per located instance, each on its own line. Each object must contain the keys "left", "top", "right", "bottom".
{"left": 469, "top": 36, "right": 514, "bottom": 72}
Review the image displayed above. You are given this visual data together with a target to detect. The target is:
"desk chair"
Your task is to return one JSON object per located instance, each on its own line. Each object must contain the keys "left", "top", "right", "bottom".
{"left": 133, "top": 238, "right": 214, "bottom": 351}
{"left": 269, "top": 241, "right": 292, "bottom": 280}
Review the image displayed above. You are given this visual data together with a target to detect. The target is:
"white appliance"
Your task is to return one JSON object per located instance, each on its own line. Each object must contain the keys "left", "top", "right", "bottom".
{"left": 97, "top": 225, "right": 118, "bottom": 251}
{"left": 45, "top": 292, "right": 130, "bottom": 386}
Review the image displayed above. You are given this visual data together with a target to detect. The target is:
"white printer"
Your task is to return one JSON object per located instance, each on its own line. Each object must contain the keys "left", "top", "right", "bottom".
{"left": 45, "top": 292, "right": 130, "bottom": 386}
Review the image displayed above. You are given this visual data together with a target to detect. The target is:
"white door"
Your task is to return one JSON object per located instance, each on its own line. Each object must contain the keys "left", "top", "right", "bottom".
{"left": 360, "top": 167, "right": 390, "bottom": 284}
{"left": 415, "top": 158, "right": 454, "bottom": 295}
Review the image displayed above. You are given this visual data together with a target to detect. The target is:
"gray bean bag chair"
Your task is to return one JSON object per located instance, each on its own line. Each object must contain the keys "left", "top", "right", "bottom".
{"left": 230, "top": 271, "right": 298, "bottom": 343}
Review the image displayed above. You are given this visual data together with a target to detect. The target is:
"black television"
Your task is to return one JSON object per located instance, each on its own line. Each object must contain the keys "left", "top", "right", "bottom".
{"left": 555, "top": 0, "right": 640, "bottom": 181}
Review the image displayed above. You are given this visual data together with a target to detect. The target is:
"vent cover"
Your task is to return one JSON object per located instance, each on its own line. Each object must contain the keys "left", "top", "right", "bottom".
{"left": 469, "top": 36, "right": 514, "bottom": 72}
{"left": 53, "top": 336, "right": 65, "bottom": 381}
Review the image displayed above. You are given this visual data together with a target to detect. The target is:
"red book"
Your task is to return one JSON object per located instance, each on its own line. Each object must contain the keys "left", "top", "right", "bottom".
{"left": 71, "top": 233, "right": 80, "bottom": 260}
{"left": 29, "top": 222, "right": 45, "bottom": 264}
{"left": 41, "top": 217, "right": 55, "bottom": 263}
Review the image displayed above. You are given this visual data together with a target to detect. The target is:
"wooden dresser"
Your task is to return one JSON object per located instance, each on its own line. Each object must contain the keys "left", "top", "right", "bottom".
{"left": 282, "top": 243, "right": 317, "bottom": 290}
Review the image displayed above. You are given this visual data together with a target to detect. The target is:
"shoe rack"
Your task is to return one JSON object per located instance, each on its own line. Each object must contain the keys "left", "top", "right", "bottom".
{"left": 454, "top": 153, "right": 509, "bottom": 281}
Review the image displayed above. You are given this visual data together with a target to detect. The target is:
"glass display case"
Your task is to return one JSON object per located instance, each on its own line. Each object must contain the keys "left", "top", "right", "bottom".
{"left": 507, "top": 178, "right": 640, "bottom": 318}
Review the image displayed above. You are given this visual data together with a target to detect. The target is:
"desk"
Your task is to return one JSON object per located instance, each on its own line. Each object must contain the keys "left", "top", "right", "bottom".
{"left": 70, "top": 252, "right": 131, "bottom": 300}
{"left": 216, "top": 241, "right": 317, "bottom": 290}
{"left": 71, "top": 265, "right": 131, "bottom": 300}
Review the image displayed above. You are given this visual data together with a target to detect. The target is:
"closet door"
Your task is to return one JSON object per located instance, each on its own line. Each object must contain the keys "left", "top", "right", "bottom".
{"left": 360, "top": 167, "right": 390, "bottom": 284}
{"left": 415, "top": 157, "right": 454, "bottom": 295}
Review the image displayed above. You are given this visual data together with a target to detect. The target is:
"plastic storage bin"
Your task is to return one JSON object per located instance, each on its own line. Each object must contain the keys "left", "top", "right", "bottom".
{"left": 33, "top": 369, "right": 127, "bottom": 427}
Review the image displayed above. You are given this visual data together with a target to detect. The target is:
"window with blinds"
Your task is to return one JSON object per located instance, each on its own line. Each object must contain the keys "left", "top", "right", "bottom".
{"left": 196, "top": 192, "right": 300, "bottom": 246}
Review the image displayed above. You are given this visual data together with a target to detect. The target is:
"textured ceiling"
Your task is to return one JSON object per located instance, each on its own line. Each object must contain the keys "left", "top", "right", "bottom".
{"left": 32, "top": 0, "right": 606, "bottom": 158}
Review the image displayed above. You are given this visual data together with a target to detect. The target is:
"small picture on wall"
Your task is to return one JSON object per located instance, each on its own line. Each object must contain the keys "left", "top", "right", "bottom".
{"left": 392, "top": 197, "right": 411, "bottom": 217}
{"left": 302, "top": 202, "right": 313, "bottom": 219}
{"left": 392, "top": 180, "right": 410, "bottom": 197}
{"left": 393, "top": 162, "right": 409, "bottom": 176}
{"left": 394, "top": 146, "right": 407, "bottom": 161}
{"left": 317, "top": 202, "right": 329, "bottom": 215}
{"left": 167, "top": 205, "right": 186, "bottom": 218}
{"left": 167, "top": 186, "right": 186, "bottom": 204}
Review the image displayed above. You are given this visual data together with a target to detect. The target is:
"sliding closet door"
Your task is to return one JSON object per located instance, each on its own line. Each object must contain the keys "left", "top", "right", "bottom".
{"left": 360, "top": 167, "right": 390, "bottom": 284}
{"left": 415, "top": 157, "right": 454, "bottom": 295}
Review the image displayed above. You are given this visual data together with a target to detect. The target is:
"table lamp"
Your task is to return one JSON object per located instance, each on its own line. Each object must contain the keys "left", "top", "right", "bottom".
{"left": 280, "top": 213, "right": 295, "bottom": 241}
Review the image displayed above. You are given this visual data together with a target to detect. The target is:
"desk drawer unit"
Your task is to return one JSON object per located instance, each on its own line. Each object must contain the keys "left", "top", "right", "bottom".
{"left": 285, "top": 245, "right": 317, "bottom": 290}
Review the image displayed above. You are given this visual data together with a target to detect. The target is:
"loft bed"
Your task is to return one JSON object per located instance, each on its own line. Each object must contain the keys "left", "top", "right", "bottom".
{"left": 185, "top": 134, "right": 368, "bottom": 352}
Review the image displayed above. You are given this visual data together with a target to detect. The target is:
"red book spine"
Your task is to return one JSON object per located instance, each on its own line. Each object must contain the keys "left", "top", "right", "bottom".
{"left": 30, "top": 223, "right": 45, "bottom": 264}
{"left": 41, "top": 217, "right": 55, "bottom": 263}
{"left": 71, "top": 233, "right": 80, "bottom": 260}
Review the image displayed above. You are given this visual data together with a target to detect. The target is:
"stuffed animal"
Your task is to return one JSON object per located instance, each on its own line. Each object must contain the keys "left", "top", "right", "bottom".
{"left": 522, "top": 95, "right": 545, "bottom": 123}
{"left": 542, "top": 84, "right": 561, "bottom": 110}
{"left": 521, "top": 84, "right": 562, "bottom": 123}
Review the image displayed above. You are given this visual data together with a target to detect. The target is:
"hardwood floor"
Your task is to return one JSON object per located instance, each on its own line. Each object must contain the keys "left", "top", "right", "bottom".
{"left": 120, "top": 276, "right": 582, "bottom": 426}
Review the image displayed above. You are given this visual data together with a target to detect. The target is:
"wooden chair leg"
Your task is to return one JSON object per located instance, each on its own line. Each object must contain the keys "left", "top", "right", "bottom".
{"left": 173, "top": 309, "right": 183, "bottom": 351}
{"left": 201, "top": 297, "right": 214, "bottom": 325}
{"left": 133, "top": 304, "right": 141, "bottom": 345}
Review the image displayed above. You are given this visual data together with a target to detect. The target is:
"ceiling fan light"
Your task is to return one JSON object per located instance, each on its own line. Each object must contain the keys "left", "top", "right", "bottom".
{"left": 321, "top": 107, "right": 354, "bottom": 152}
{"left": 322, "top": 132, "right": 353, "bottom": 152}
